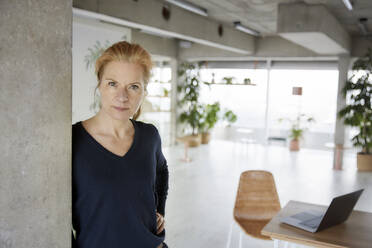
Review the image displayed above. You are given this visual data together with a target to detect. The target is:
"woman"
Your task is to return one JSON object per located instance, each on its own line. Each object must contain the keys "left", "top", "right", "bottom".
{"left": 72, "top": 41, "right": 169, "bottom": 248}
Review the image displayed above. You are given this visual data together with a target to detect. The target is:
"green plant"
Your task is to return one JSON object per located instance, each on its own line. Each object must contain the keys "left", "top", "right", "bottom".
{"left": 279, "top": 114, "right": 315, "bottom": 140}
{"left": 199, "top": 102, "right": 221, "bottom": 133}
{"left": 163, "top": 88, "right": 169, "bottom": 97}
{"left": 223, "top": 76, "right": 235, "bottom": 84}
{"left": 338, "top": 49, "right": 372, "bottom": 154}
{"left": 244, "top": 78, "right": 251, "bottom": 85}
{"left": 223, "top": 110, "right": 237, "bottom": 126}
{"left": 177, "top": 62, "right": 203, "bottom": 135}
{"left": 179, "top": 104, "right": 203, "bottom": 135}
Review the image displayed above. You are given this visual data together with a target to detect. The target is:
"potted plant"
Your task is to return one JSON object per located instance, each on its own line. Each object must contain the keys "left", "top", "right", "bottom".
{"left": 243, "top": 78, "right": 251, "bottom": 85}
{"left": 221, "top": 110, "right": 238, "bottom": 140}
{"left": 162, "top": 88, "right": 169, "bottom": 97}
{"left": 279, "top": 114, "right": 315, "bottom": 151}
{"left": 177, "top": 62, "right": 203, "bottom": 147}
{"left": 338, "top": 48, "right": 372, "bottom": 171}
{"left": 199, "top": 102, "right": 221, "bottom": 144}
{"left": 222, "top": 76, "right": 235, "bottom": 85}
{"left": 223, "top": 110, "right": 238, "bottom": 126}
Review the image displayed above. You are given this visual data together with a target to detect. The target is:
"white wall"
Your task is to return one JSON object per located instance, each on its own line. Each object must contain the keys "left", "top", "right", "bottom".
{"left": 72, "top": 16, "right": 131, "bottom": 123}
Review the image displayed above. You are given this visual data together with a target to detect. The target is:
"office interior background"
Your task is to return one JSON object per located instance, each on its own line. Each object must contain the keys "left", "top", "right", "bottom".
{"left": 1, "top": 0, "right": 372, "bottom": 247}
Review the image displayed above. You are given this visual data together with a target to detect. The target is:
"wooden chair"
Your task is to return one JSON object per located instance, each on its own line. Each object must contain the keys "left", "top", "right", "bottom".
{"left": 233, "top": 170, "right": 281, "bottom": 240}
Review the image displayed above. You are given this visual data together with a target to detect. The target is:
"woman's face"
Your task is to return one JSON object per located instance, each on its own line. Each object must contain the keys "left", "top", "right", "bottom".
{"left": 98, "top": 61, "right": 145, "bottom": 121}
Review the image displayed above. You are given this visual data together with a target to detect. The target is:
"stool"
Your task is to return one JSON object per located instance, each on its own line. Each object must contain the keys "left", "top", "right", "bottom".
{"left": 176, "top": 135, "right": 200, "bottom": 162}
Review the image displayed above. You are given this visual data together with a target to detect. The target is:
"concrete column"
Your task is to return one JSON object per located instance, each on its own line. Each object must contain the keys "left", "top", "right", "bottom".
{"left": 333, "top": 55, "right": 350, "bottom": 169}
{"left": 0, "top": 0, "right": 72, "bottom": 247}
{"left": 170, "top": 58, "right": 178, "bottom": 146}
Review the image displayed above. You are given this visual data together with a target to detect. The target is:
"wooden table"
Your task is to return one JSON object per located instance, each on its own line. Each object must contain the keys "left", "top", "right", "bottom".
{"left": 262, "top": 200, "right": 372, "bottom": 248}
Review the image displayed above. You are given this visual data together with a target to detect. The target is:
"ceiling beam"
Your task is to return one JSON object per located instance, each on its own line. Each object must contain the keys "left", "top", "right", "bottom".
{"left": 277, "top": 3, "right": 350, "bottom": 55}
{"left": 73, "top": 0, "right": 254, "bottom": 55}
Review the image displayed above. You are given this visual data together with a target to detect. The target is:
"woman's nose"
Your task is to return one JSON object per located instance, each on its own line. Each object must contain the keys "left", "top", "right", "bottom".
{"left": 117, "top": 89, "right": 129, "bottom": 102}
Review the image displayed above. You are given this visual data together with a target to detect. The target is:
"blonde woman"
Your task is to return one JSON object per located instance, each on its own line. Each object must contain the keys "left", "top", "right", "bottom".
{"left": 72, "top": 41, "right": 169, "bottom": 248}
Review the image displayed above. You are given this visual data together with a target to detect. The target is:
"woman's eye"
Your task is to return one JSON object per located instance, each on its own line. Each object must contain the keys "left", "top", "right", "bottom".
{"left": 130, "top": 84, "right": 140, "bottom": 90}
{"left": 108, "top": 81, "right": 116, "bottom": 87}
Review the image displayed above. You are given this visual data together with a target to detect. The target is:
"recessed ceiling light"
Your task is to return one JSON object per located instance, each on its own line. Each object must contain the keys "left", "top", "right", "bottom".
{"left": 233, "top": 21, "right": 260, "bottom": 36}
{"left": 165, "top": 0, "right": 208, "bottom": 17}
{"left": 342, "top": 0, "right": 353, "bottom": 11}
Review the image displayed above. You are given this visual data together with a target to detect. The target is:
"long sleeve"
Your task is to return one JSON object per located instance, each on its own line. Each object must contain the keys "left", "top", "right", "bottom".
{"left": 155, "top": 134, "right": 169, "bottom": 217}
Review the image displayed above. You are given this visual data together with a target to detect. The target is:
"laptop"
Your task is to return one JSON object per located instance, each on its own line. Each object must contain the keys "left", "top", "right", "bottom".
{"left": 280, "top": 189, "right": 364, "bottom": 233}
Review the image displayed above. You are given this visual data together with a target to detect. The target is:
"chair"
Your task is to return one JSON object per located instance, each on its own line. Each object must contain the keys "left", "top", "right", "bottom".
{"left": 233, "top": 170, "right": 281, "bottom": 240}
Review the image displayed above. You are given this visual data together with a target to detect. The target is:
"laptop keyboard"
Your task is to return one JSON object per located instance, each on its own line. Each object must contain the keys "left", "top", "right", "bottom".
{"left": 301, "top": 216, "right": 323, "bottom": 228}
{"left": 292, "top": 212, "right": 318, "bottom": 221}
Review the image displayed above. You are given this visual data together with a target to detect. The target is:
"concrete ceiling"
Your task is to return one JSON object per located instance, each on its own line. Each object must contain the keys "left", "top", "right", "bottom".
{"left": 182, "top": 0, "right": 372, "bottom": 36}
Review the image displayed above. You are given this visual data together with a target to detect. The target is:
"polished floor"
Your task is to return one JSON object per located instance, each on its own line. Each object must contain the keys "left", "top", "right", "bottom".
{"left": 161, "top": 140, "right": 372, "bottom": 248}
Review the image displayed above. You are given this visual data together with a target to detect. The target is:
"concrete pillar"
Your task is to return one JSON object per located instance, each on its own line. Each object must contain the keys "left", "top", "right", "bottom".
{"left": 170, "top": 58, "right": 178, "bottom": 146}
{"left": 333, "top": 55, "right": 350, "bottom": 170}
{"left": 0, "top": 0, "right": 72, "bottom": 247}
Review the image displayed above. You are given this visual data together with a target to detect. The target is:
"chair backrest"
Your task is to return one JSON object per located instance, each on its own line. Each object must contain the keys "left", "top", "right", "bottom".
{"left": 234, "top": 170, "right": 281, "bottom": 240}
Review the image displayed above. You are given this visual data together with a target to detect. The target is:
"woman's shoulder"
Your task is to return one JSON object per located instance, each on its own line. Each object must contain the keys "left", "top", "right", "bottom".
{"left": 132, "top": 119, "right": 160, "bottom": 138}
{"left": 72, "top": 121, "right": 81, "bottom": 129}
{"left": 72, "top": 121, "right": 84, "bottom": 143}
{"left": 72, "top": 121, "right": 82, "bottom": 134}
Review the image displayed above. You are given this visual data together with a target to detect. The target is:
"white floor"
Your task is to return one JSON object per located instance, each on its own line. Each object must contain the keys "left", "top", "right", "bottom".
{"left": 161, "top": 140, "right": 372, "bottom": 248}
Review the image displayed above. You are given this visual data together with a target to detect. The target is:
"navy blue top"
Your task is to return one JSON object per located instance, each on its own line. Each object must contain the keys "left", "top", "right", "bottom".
{"left": 72, "top": 119, "right": 169, "bottom": 248}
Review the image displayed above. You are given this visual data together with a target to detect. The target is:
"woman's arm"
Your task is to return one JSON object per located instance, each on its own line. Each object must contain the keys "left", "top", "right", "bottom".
{"left": 155, "top": 144, "right": 169, "bottom": 216}
{"left": 153, "top": 125, "right": 169, "bottom": 217}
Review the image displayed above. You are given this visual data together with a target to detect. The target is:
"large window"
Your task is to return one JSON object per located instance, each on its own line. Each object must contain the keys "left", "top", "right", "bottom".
{"left": 199, "top": 67, "right": 339, "bottom": 149}
{"left": 269, "top": 69, "right": 339, "bottom": 136}
{"left": 199, "top": 68, "right": 268, "bottom": 142}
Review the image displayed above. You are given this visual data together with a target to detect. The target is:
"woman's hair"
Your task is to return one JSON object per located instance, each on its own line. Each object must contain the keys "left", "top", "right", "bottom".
{"left": 94, "top": 41, "right": 153, "bottom": 120}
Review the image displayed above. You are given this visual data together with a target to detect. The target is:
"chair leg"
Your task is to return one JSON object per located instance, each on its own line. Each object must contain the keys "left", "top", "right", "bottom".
{"left": 273, "top": 239, "right": 279, "bottom": 248}
{"left": 238, "top": 230, "right": 242, "bottom": 248}
{"left": 225, "top": 221, "right": 233, "bottom": 248}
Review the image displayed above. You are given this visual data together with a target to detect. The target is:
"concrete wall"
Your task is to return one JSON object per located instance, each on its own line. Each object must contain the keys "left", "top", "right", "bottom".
{"left": 351, "top": 36, "right": 372, "bottom": 57}
{"left": 131, "top": 30, "right": 178, "bottom": 59}
{"left": 0, "top": 0, "right": 72, "bottom": 247}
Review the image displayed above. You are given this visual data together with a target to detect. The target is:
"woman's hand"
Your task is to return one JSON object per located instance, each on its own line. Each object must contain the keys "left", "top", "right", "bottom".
{"left": 156, "top": 212, "right": 165, "bottom": 235}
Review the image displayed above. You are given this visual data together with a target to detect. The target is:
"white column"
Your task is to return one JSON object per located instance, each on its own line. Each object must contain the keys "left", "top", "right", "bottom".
{"left": 170, "top": 58, "right": 179, "bottom": 146}
{"left": 264, "top": 59, "right": 272, "bottom": 143}
{"left": 333, "top": 55, "right": 350, "bottom": 169}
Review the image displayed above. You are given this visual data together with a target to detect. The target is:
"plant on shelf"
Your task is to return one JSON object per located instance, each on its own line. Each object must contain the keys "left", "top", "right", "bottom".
{"left": 338, "top": 48, "right": 372, "bottom": 171}
{"left": 244, "top": 78, "right": 251, "bottom": 85}
{"left": 177, "top": 62, "right": 203, "bottom": 147}
{"left": 162, "top": 88, "right": 170, "bottom": 97}
{"left": 222, "top": 76, "right": 235, "bottom": 85}
{"left": 243, "top": 77, "right": 256, "bottom": 86}
{"left": 279, "top": 114, "right": 315, "bottom": 151}
{"left": 199, "top": 102, "right": 221, "bottom": 144}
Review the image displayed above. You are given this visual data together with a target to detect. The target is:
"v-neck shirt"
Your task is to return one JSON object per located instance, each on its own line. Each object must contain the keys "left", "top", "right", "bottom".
{"left": 80, "top": 119, "right": 137, "bottom": 160}
{"left": 72, "top": 119, "right": 169, "bottom": 248}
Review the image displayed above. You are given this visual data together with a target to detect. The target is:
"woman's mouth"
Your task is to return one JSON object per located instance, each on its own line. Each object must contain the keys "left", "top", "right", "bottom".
{"left": 113, "top": 106, "right": 129, "bottom": 112}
